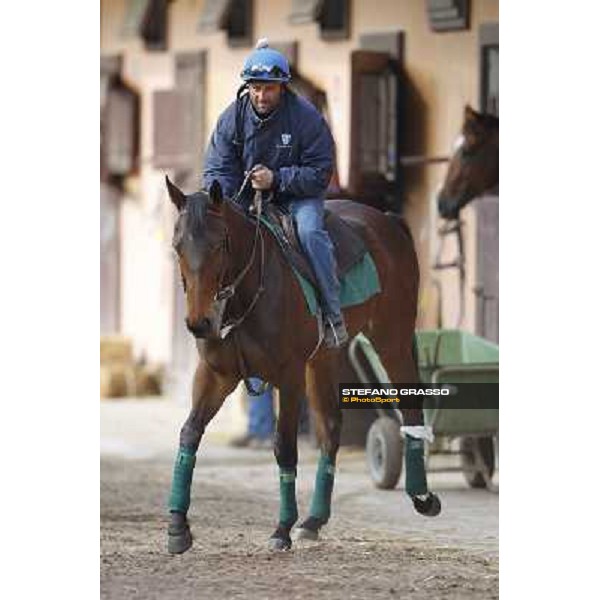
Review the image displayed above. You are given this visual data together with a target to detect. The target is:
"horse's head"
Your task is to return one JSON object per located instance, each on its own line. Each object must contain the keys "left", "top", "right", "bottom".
{"left": 437, "top": 105, "right": 499, "bottom": 220}
{"left": 166, "top": 176, "right": 230, "bottom": 339}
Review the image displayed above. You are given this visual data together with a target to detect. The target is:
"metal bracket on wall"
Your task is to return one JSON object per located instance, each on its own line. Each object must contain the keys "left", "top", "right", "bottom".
{"left": 432, "top": 219, "right": 466, "bottom": 328}
{"left": 473, "top": 285, "right": 496, "bottom": 341}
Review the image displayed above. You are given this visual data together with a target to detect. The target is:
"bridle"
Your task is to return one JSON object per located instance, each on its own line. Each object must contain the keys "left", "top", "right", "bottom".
{"left": 433, "top": 128, "right": 498, "bottom": 328}
{"left": 210, "top": 189, "right": 266, "bottom": 341}
{"left": 179, "top": 169, "right": 320, "bottom": 395}
{"left": 187, "top": 173, "right": 270, "bottom": 396}
{"left": 457, "top": 133, "right": 498, "bottom": 171}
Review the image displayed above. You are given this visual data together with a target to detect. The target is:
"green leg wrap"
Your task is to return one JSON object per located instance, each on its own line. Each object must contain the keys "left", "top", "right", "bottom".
{"left": 168, "top": 447, "right": 197, "bottom": 513}
{"left": 405, "top": 435, "right": 428, "bottom": 497}
{"left": 309, "top": 454, "right": 336, "bottom": 521}
{"left": 278, "top": 468, "right": 298, "bottom": 527}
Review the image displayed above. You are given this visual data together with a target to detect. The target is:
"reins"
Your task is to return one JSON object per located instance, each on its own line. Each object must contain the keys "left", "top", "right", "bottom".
{"left": 211, "top": 173, "right": 271, "bottom": 396}
{"left": 204, "top": 171, "right": 323, "bottom": 395}
{"left": 213, "top": 182, "right": 266, "bottom": 337}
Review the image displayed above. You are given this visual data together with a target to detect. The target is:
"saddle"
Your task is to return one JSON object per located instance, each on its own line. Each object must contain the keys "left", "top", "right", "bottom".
{"left": 261, "top": 202, "right": 367, "bottom": 290}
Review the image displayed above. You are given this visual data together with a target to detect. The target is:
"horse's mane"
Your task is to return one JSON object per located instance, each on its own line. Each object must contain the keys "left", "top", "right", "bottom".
{"left": 481, "top": 113, "right": 499, "bottom": 129}
{"left": 185, "top": 189, "right": 254, "bottom": 234}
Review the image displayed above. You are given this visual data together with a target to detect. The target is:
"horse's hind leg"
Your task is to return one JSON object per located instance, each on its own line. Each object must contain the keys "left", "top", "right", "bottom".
{"left": 369, "top": 332, "right": 442, "bottom": 517}
{"left": 268, "top": 386, "right": 302, "bottom": 551}
{"left": 295, "top": 357, "right": 343, "bottom": 541}
{"left": 167, "top": 361, "right": 239, "bottom": 554}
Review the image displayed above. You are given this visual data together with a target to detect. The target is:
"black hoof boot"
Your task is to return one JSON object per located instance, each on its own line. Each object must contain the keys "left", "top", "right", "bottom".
{"left": 294, "top": 516, "right": 326, "bottom": 541}
{"left": 412, "top": 492, "right": 442, "bottom": 517}
{"left": 268, "top": 525, "right": 292, "bottom": 551}
{"left": 168, "top": 512, "right": 193, "bottom": 554}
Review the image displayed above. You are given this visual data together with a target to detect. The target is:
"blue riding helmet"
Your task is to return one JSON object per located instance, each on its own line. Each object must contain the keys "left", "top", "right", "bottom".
{"left": 241, "top": 39, "right": 291, "bottom": 83}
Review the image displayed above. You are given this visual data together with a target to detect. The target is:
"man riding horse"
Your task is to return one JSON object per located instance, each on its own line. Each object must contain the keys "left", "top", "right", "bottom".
{"left": 165, "top": 40, "right": 440, "bottom": 556}
{"left": 203, "top": 39, "right": 348, "bottom": 348}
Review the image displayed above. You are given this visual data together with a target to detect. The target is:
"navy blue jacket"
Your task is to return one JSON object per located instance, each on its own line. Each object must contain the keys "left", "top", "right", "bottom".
{"left": 203, "top": 89, "right": 334, "bottom": 206}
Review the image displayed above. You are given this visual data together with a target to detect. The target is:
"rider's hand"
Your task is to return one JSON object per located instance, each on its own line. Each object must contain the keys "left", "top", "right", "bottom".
{"left": 250, "top": 165, "right": 274, "bottom": 190}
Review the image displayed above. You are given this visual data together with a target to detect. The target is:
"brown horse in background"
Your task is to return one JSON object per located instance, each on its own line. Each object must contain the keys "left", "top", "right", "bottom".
{"left": 165, "top": 178, "right": 439, "bottom": 554}
{"left": 432, "top": 106, "right": 499, "bottom": 326}
{"left": 438, "top": 105, "right": 499, "bottom": 220}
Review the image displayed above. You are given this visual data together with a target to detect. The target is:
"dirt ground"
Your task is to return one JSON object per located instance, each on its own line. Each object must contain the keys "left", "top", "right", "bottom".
{"left": 101, "top": 399, "right": 498, "bottom": 600}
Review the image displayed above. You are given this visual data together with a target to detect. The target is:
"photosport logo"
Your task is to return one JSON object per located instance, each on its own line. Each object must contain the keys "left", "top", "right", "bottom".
{"left": 338, "top": 383, "right": 499, "bottom": 410}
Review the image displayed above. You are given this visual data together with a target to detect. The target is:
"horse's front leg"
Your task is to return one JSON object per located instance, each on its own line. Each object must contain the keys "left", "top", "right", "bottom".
{"left": 167, "top": 361, "right": 239, "bottom": 554}
{"left": 268, "top": 386, "right": 301, "bottom": 551}
{"left": 295, "top": 358, "right": 342, "bottom": 541}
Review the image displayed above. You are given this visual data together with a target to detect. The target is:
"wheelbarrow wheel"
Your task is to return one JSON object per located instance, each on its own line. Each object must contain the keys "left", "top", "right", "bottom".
{"left": 460, "top": 436, "right": 495, "bottom": 489}
{"left": 366, "top": 417, "right": 403, "bottom": 489}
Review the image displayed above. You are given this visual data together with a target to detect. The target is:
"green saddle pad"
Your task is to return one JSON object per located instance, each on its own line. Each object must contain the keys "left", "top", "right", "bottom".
{"left": 259, "top": 215, "right": 381, "bottom": 316}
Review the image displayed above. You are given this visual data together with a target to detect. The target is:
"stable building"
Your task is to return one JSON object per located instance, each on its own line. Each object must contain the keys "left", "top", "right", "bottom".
{"left": 100, "top": 0, "right": 499, "bottom": 402}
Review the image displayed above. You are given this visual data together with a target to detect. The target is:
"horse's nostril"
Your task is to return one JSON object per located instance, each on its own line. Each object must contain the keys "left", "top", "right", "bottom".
{"left": 437, "top": 196, "right": 458, "bottom": 220}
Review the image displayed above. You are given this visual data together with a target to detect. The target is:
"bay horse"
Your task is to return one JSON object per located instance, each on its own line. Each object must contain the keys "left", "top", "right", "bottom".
{"left": 165, "top": 177, "right": 440, "bottom": 554}
{"left": 437, "top": 105, "right": 499, "bottom": 220}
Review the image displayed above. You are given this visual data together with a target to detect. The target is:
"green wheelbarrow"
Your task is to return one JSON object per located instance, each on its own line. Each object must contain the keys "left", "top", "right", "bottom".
{"left": 348, "top": 329, "right": 499, "bottom": 491}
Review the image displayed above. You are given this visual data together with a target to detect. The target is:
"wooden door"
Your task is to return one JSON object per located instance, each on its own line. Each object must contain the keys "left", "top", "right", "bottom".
{"left": 475, "top": 195, "right": 499, "bottom": 343}
{"left": 100, "top": 183, "right": 121, "bottom": 333}
{"left": 475, "top": 22, "right": 499, "bottom": 342}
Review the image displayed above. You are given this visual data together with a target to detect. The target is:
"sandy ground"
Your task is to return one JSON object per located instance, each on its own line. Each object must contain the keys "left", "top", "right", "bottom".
{"left": 101, "top": 398, "right": 498, "bottom": 599}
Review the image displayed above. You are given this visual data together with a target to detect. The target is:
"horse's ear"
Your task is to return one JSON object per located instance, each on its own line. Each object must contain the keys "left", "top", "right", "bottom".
{"left": 464, "top": 105, "right": 479, "bottom": 122}
{"left": 208, "top": 180, "right": 224, "bottom": 206}
{"left": 165, "top": 175, "right": 187, "bottom": 211}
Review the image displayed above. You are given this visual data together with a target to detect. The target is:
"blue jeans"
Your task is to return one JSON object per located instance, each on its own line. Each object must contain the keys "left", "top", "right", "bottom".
{"left": 289, "top": 198, "right": 342, "bottom": 319}
{"left": 247, "top": 378, "right": 274, "bottom": 439}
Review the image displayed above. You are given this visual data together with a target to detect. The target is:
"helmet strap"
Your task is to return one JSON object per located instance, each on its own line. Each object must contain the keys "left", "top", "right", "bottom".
{"left": 236, "top": 83, "right": 249, "bottom": 99}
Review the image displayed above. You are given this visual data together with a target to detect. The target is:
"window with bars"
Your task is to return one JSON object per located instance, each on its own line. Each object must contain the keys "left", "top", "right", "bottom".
{"left": 426, "top": 0, "right": 470, "bottom": 33}
{"left": 288, "top": 0, "right": 350, "bottom": 41}
{"left": 349, "top": 51, "right": 401, "bottom": 209}
{"left": 120, "top": 0, "right": 169, "bottom": 51}
{"left": 226, "top": 0, "right": 253, "bottom": 47}
{"left": 357, "top": 73, "right": 397, "bottom": 180}
{"left": 101, "top": 57, "right": 140, "bottom": 180}
{"left": 197, "top": 0, "right": 253, "bottom": 47}
{"left": 480, "top": 23, "right": 499, "bottom": 116}
{"left": 319, "top": 0, "right": 350, "bottom": 40}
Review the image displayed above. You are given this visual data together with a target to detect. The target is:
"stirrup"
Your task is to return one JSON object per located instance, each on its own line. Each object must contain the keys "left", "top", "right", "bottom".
{"left": 324, "top": 316, "right": 349, "bottom": 349}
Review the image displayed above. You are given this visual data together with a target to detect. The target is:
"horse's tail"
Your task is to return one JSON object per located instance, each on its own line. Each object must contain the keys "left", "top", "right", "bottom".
{"left": 385, "top": 211, "right": 421, "bottom": 382}
{"left": 384, "top": 210, "right": 419, "bottom": 286}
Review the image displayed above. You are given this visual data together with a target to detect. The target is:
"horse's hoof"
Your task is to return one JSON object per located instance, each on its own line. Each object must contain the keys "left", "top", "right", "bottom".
{"left": 293, "top": 527, "right": 319, "bottom": 541}
{"left": 294, "top": 516, "right": 324, "bottom": 541}
{"left": 412, "top": 492, "right": 442, "bottom": 517}
{"left": 268, "top": 535, "right": 292, "bottom": 551}
{"left": 168, "top": 523, "right": 193, "bottom": 554}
